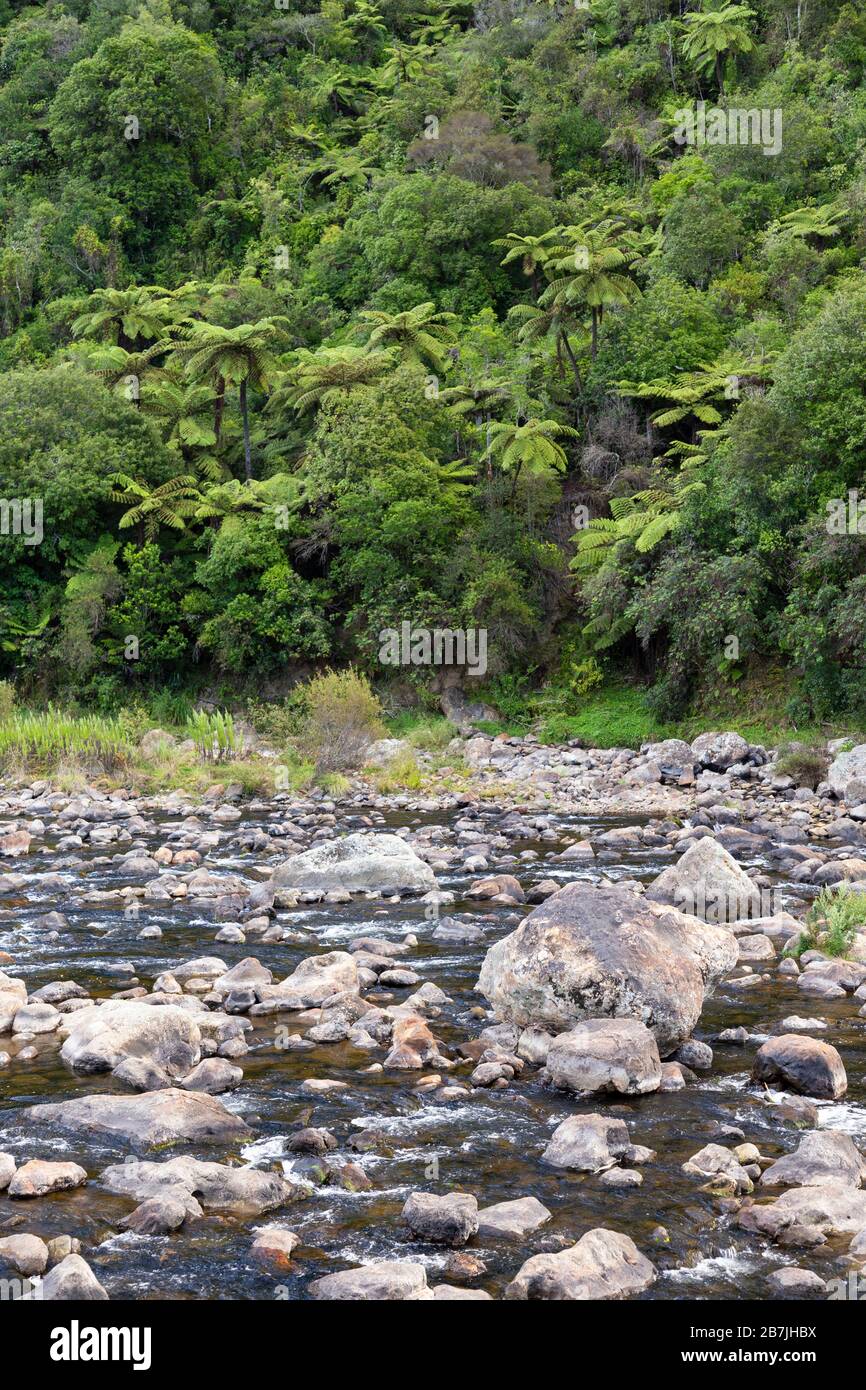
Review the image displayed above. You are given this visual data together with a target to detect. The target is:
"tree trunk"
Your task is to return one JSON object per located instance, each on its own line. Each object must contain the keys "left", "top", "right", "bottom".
{"left": 561, "top": 333, "right": 583, "bottom": 395}
{"left": 716, "top": 51, "right": 724, "bottom": 95}
{"left": 590, "top": 309, "right": 599, "bottom": 359}
{"left": 214, "top": 375, "right": 225, "bottom": 444}
{"left": 240, "top": 378, "right": 253, "bottom": 480}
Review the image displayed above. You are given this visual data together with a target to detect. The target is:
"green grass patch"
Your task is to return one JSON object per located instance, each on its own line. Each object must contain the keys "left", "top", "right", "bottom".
{"left": 385, "top": 711, "right": 458, "bottom": 749}
{"left": 538, "top": 687, "right": 677, "bottom": 749}
{"left": 785, "top": 884, "right": 866, "bottom": 960}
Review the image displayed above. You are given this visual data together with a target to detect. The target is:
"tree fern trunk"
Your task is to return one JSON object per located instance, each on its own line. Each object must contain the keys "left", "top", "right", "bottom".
{"left": 241, "top": 378, "right": 253, "bottom": 480}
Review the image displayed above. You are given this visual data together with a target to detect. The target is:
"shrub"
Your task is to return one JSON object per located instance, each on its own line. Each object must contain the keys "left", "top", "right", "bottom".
{"left": 247, "top": 691, "right": 310, "bottom": 745}
{"left": 775, "top": 742, "right": 829, "bottom": 789}
{"left": 786, "top": 884, "right": 866, "bottom": 960}
{"left": 403, "top": 716, "right": 457, "bottom": 751}
{"left": 300, "top": 668, "right": 385, "bottom": 773}
{"left": 372, "top": 750, "right": 422, "bottom": 792}
{"left": 563, "top": 656, "right": 604, "bottom": 708}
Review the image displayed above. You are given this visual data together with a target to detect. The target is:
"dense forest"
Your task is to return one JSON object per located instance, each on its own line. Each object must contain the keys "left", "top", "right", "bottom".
{"left": 2, "top": 0, "right": 866, "bottom": 730}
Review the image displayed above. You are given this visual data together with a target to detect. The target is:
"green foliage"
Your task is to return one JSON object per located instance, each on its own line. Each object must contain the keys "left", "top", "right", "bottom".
{"left": 0, "top": 0, "right": 865, "bottom": 727}
{"left": 0, "top": 707, "right": 132, "bottom": 772}
{"left": 300, "top": 667, "right": 386, "bottom": 773}
{"left": 774, "top": 742, "right": 829, "bottom": 790}
{"left": 539, "top": 686, "right": 674, "bottom": 749}
{"left": 786, "top": 885, "right": 866, "bottom": 961}
{"left": 187, "top": 708, "right": 239, "bottom": 762}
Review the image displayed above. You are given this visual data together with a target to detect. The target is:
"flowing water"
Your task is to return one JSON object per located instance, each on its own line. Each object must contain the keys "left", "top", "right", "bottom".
{"left": 1, "top": 799, "right": 864, "bottom": 1300}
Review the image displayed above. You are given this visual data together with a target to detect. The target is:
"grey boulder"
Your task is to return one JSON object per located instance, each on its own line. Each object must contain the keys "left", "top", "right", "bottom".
{"left": 273, "top": 832, "right": 435, "bottom": 893}
{"left": 505, "top": 1228, "right": 656, "bottom": 1301}
{"left": 476, "top": 882, "right": 736, "bottom": 1052}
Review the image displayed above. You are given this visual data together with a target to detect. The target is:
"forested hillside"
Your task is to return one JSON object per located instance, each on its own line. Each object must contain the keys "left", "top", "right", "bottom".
{"left": 2, "top": 0, "right": 866, "bottom": 729}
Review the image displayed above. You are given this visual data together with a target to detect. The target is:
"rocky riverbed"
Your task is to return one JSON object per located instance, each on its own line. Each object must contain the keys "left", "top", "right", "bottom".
{"left": 2, "top": 728, "right": 866, "bottom": 1301}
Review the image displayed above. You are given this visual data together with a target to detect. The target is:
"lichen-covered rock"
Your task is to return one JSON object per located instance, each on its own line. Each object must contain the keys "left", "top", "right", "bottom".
{"left": 545, "top": 1020, "right": 662, "bottom": 1097}
{"left": 646, "top": 837, "right": 762, "bottom": 924}
{"left": 477, "top": 882, "right": 736, "bottom": 1052}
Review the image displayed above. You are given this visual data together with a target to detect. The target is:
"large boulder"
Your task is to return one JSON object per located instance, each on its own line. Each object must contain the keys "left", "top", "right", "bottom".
{"left": 752, "top": 1035, "right": 847, "bottom": 1100}
{"left": 309, "top": 1260, "right": 428, "bottom": 1301}
{"left": 504, "top": 1228, "right": 656, "bottom": 1301}
{"left": 402, "top": 1192, "right": 479, "bottom": 1247}
{"left": 26, "top": 1089, "right": 251, "bottom": 1146}
{"left": 58, "top": 1000, "right": 201, "bottom": 1078}
{"left": 542, "top": 1113, "right": 632, "bottom": 1172}
{"left": 476, "top": 882, "right": 736, "bottom": 1052}
{"left": 643, "top": 738, "right": 693, "bottom": 767}
{"left": 646, "top": 837, "right": 762, "bottom": 924}
{"left": 690, "top": 731, "right": 750, "bottom": 770}
{"left": 545, "top": 1020, "right": 662, "bottom": 1096}
{"left": 273, "top": 832, "right": 435, "bottom": 893}
{"left": 101, "top": 1156, "right": 292, "bottom": 1215}
{"left": 760, "top": 1131, "right": 865, "bottom": 1189}
{"left": 739, "top": 1183, "right": 866, "bottom": 1242}
{"left": 827, "top": 744, "right": 866, "bottom": 800}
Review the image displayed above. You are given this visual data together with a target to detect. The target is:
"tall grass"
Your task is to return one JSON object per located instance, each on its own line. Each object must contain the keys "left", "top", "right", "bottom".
{"left": 0, "top": 708, "right": 132, "bottom": 772}
{"left": 187, "top": 709, "right": 240, "bottom": 762}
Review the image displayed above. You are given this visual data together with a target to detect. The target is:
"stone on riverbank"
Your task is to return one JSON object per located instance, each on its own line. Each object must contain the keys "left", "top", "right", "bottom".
{"left": 476, "top": 1196, "right": 551, "bottom": 1239}
{"left": 0, "top": 1234, "right": 49, "bottom": 1276}
{"left": 542, "top": 1113, "right": 632, "bottom": 1171}
{"left": 759, "top": 1131, "right": 866, "bottom": 1189}
{"left": 8, "top": 1159, "right": 87, "bottom": 1198}
{"left": 646, "top": 836, "right": 762, "bottom": 923}
{"left": 262, "top": 951, "right": 359, "bottom": 1010}
{"left": 40, "top": 1253, "right": 108, "bottom": 1301}
{"left": 545, "top": 1019, "right": 662, "bottom": 1096}
{"left": 402, "top": 1191, "right": 479, "bottom": 1246}
{"left": 739, "top": 1182, "right": 866, "bottom": 1242}
{"left": 309, "top": 1260, "right": 428, "bottom": 1300}
{"left": 102, "top": 1155, "right": 293, "bottom": 1215}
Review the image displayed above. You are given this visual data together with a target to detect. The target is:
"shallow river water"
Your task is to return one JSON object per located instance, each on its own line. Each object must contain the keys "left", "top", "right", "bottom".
{"left": 1, "top": 799, "right": 864, "bottom": 1300}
